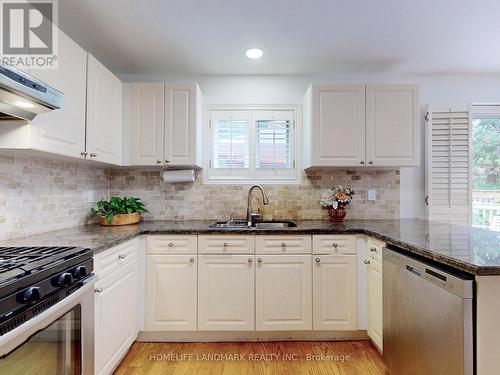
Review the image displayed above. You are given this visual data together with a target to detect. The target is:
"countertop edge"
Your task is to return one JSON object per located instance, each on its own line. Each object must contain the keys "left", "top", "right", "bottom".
{"left": 89, "top": 226, "right": 492, "bottom": 276}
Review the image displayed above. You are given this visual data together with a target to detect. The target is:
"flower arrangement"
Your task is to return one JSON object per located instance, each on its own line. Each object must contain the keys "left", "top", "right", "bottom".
{"left": 320, "top": 185, "right": 354, "bottom": 222}
{"left": 320, "top": 185, "right": 354, "bottom": 209}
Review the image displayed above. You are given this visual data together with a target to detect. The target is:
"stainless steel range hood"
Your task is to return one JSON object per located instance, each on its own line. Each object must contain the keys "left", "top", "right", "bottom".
{"left": 0, "top": 64, "right": 63, "bottom": 121}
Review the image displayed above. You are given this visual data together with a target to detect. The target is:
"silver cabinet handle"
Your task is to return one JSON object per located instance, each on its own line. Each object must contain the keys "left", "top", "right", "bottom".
{"left": 257, "top": 258, "right": 262, "bottom": 263}
{"left": 189, "top": 257, "right": 195, "bottom": 263}
{"left": 368, "top": 161, "right": 373, "bottom": 165}
{"left": 118, "top": 254, "right": 126, "bottom": 259}
{"left": 168, "top": 243, "right": 174, "bottom": 247}
{"left": 223, "top": 242, "right": 229, "bottom": 247}
{"left": 80, "top": 151, "right": 88, "bottom": 156}
{"left": 156, "top": 160, "right": 162, "bottom": 164}
{"left": 332, "top": 243, "right": 338, "bottom": 248}
{"left": 315, "top": 258, "right": 321, "bottom": 263}
{"left": 364, "top": 259, "right": 371, "bottom": 265}
{"left": 360, "top": 161, "right": 365, "bottom": 165}
{"left": 248, "top": 258, "right": 253, "bottom": 263}
{"left": 165, "top": 159, "right": 170, "bottom": 163}
{"left": 370, "top": 247, "right": 377, "bottom": 252}
{"left": 89, "top": 153, "right": 97, "bottom": 157}
{"left": 281, "top": 243, "right": 287, "bottom": 247}
{"left": 94, "top": 287, "right": 103, "bottom": 293}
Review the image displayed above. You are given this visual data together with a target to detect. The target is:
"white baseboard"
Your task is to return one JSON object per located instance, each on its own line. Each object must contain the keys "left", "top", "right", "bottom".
{"left": 137, "top": 330, "right": 369, "bottom": 343}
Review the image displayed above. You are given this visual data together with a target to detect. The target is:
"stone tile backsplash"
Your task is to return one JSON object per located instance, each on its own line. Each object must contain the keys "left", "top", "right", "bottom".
{"left": 0, "top": 154, "right": 399, "bottom": 240}
{"left": 108, "top": 168, "right": 400, "bottom": 222}
{"left": 0, "top": 154, "right": 108, "bottom": 240}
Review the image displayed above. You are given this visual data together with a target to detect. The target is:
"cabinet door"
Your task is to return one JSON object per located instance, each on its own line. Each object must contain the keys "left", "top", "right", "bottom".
{"left": 198, "top": 255, "right": 254, "bottom": 331}
{"left": 367, "top": 258, "right": 383, "bottom": 351}
{"left": 146, "top": 255, "right": 197, "bottom": 331}
{"left": 164, "top": 83, "right": 199, "bottom": 166}
{"left": 126, "top": 83, "right": 165, "bottom": 165}
{"left": 256, "top": 255, "right": 312, "bottom": 330}
{"left": 311, "top": 85, "right": 365, "bottom": 167}
{"left": 365, "top": 85, "right": 420, "bottom": 166}
{"left": 28, "top": 28, "right": 86, "bottom": 158}
{"left": 95, "top": 261, "right": 138, "bottom": 375}
{"left": 86, "top": 54, "right": 123, "bottom": 165}
{"left": 313, "top": 255, "right": 357, "bottom": 330}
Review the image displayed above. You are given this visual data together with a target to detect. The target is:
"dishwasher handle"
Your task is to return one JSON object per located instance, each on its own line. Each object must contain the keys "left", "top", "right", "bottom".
{"left": 406, "top": 264, "right": 421, "bottom": 277}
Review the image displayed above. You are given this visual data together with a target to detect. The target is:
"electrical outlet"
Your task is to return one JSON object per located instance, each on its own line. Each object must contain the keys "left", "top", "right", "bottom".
{"left": 368, "top": 189, "right": 376, "bottom": 201}
{"left": 85, "top": 191, "right": 95, "bottom": 203}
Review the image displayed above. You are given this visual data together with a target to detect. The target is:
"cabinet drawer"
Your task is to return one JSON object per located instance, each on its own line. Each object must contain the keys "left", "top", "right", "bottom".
{"left": 255, "top": 235, "right": 311, "bottom": 254}
{"left": 147, "top": 235, "right": 197, "bottom": 254}
{"left": 198, "top": 235, "right": 254, "bottom": 254}
{"left": 94, "top": 239, "right": 138, "bottom": 280}
{"left": 367, "top": 237, "right": 384, "bottom": 262}
{"left": 313, "top": 235, "right": 356, "bottom": 254}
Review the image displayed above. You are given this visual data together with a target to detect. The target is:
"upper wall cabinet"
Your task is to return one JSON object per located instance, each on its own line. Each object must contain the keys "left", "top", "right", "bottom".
{"left": 0, "top": 28, "right": 87, "bottom": 159}
{"left": 86, "top": 54, "right": 123, "bottom": 165}
{"left": 124, "top": 83, "right": 165, "bottom": 165}
{"left": 124, "top": 83, "right": 202, "bottom": 168}
{"left": 303, "top": 84, "right": 420, "bottom": 168}
{"left": 27, "top": 29, "right": 87, "bottom": 159}
{"left": 365, "top": 85, "right": 420, "bottom": 166}
{"left": 303, "top": 85, "right": 366, "bottom": 167}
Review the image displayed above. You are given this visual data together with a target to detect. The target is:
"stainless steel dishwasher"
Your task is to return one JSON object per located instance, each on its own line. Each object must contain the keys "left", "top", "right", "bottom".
{"left": 383, "top": 247, "right": 474, "bottom": 375}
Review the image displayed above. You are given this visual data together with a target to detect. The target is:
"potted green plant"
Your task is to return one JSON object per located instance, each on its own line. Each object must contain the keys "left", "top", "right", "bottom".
{"left": 320, "top": 185, "right": 354, "bottom": 222}
{"left": 91, "top": 197, "right": 149, "bottom": 226}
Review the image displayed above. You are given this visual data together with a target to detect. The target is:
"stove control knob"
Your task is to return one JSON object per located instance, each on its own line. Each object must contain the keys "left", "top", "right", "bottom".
{"left": 20, "top": 287, "right": 42, "bottom": 304}
{"left": 55, "top": 272, "right": 74, "bottom": 287}
{"left": 73, "top": 266, "right": 87, "bottom": 279}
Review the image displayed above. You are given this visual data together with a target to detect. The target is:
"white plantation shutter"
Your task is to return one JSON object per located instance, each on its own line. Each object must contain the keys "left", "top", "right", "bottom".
{"left": 425, "top": 104, "right": 472, "bottom": 225}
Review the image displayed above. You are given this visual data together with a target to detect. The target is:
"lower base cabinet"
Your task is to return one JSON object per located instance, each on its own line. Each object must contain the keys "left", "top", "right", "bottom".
{"left": 367, "top": 257, "right": 383, "bottom": 350}
{"left": 313, "top": 254, "right": 357, "bottom": 330}
{"left": 198, "top": 255, "right": 255, "bottom": 330}
{"left": 256, "top": 255, "right": 312, "bottom": 331}
{"left": 146, "top": 255, "right": 197, "bottom": 331}
{"left": 94, "top": 260, "right": 138, "bottom": 375}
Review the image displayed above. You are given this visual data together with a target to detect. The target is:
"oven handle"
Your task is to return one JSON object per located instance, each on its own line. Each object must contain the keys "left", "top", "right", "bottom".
{"left": 0, "top": 274, "right": 96, "bottom": 357}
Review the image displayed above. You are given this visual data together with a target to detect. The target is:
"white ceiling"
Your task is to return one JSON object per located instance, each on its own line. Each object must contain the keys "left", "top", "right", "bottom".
{"left": 59, "top": 0, "right": 500, "bottom": 76}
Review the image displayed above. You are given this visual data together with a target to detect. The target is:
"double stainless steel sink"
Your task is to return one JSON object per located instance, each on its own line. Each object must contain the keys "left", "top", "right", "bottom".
{"left": 209, "top": 220, "right": 297, "bottom": 229}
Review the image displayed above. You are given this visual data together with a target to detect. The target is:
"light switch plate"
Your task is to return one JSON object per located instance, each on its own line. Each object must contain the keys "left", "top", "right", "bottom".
{"left": 368, "top": 189, "right": 376, "bottom": 201}
{"left": 85, "top": 191, "right": 95, "bottom": 203}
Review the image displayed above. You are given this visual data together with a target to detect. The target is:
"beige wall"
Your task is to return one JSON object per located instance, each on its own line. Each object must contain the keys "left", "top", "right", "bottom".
{"left": 109, "top": 168, "right": 400, "bottom": 221}
{"left": 0, "top": 154, "right": 108, "bottom": 240}
{"left": 0, "top": 153, "right": 400, "bottom": 240}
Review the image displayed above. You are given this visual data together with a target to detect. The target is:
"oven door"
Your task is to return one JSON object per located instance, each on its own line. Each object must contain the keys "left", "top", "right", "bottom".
{"left": 0, "top": 275, "right": 95, "bottom": 375}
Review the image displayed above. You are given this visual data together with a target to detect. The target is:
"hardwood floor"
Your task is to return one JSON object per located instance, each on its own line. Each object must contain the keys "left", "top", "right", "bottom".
{"left": 114, "top": 340, "right": 389, "bottom": 375}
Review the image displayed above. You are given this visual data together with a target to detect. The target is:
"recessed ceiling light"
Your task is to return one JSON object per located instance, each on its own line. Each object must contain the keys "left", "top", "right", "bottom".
{"left": 245, "top": 48, "right": 263, "bottom": 59}
{"left": 14, "top": 100, "right": 35, "bottom": 108}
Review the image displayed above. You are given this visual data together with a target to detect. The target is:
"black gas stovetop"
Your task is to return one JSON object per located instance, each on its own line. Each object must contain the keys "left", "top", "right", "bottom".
{"left": 0, "top": 246, "right": 93, "bottom": 334}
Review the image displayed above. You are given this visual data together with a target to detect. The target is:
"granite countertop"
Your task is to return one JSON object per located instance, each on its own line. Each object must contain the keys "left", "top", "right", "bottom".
{"left": 0, "top": 219, "right": 499, "bottom": 276}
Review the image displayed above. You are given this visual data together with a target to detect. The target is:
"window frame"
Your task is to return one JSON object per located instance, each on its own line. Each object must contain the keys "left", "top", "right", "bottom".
{"left": 204, "top": 104, "right": 302, "bottom": 185}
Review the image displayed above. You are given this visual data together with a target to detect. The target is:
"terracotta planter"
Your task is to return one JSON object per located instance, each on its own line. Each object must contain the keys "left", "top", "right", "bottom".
{"left": 98, "top": 213, "right": 140, "bottom": 226}
{"left": 327, "top": 206, "right": 347, "bottom": 222}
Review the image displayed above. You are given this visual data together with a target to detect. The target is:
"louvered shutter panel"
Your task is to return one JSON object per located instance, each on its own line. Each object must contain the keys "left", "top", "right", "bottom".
{"left": 425, "top": 104, "right": 471, "bottom": 225}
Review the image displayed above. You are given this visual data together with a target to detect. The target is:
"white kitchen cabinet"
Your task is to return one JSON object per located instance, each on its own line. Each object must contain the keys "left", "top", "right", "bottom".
{"left": 303, "top": 85, "right": 366, "bottom": 168}
{"left": 366, "top": 255, "right": 383, "bottom": 351}
{"left": 27, "top": 28, "right": 87, "bottom": 159}
{"left": 124, "top": 82, "right": 202, "bottom": 167}
{"left": 365, "top": 85, "right": 420, "bottom": 166}
{"left": 86, "top": 54, "right": 123, "bottom": 165}
{"left": 124, "top": 83, "right": 165, "bottom": 165}
{"left": 256, "top": 255, "right": 312, "bottom": 331}
{"left": 145, "top": 255, "right": 197, "bottom": 331}
{"left": 313, "top": 254, "right": 357, "bottom": 330}
{"left": 303, "top": 84, "right": 420, "bottom": 168}
{"left": 198, "top": 255, "right": 254, "bottom": 331}
{"left": 94, "top": 253, "right": 138, "bottom": 375}
{"left": 164, "top": 83, "right": 202, "bottom": 167}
